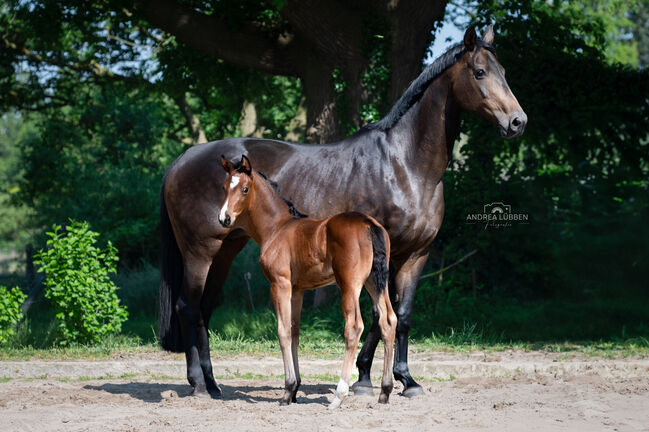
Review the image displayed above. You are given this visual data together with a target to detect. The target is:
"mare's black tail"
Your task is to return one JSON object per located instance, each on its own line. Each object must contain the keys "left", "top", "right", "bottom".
{"left": 369, "top": 222, "right": 390, "bottom": 293}
{"left": 158, "top": 183, "right": 184, "bottom": 352}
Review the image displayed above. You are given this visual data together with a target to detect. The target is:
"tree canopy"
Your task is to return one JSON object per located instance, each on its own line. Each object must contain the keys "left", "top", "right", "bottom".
{"left": 0, "top": 0, "right": 647, "bottom": 311}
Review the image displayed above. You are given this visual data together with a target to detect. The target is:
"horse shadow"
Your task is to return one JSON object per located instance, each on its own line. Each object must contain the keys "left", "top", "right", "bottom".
{"left": 83, "top": 382, "right": 334, "bottom": 405}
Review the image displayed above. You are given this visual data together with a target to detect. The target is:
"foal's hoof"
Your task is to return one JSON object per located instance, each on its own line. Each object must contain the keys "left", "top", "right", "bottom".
{"left": 279, "top": 399, "right": 291, "bottom": 406}
{"left": 378, "top": 393, "right": 390, "bottom": 404}
{"left": 401, "top": 385, "right": 425, "bottom": 398}
{"left": 328, "top": 395, "right": 345, "bottom": 410}
{"left": 351, "top": 380, "right": 374, "bottom": 396}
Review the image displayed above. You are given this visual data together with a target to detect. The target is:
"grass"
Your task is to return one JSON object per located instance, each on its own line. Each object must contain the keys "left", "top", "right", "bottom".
{"left": 1, "top": 264, "right": 648, "bottom": 361}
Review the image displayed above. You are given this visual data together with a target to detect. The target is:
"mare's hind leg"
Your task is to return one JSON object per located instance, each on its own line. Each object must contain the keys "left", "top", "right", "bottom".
{"left": 329, "top": 281, "right": 364, "bottom": 409}
{"left": 177, "top": 253, "right": 212, "bottom": 397}
{"left": 392, "top": 254, "right": 429, "bottom": 397}
{"left": 352, "top": 304, "right": 380, "bottom": 396}
{"left": 200, "top": 232, "right": 249, "bottom": 397}
{"left": 290, "top": 290, "right": 304, "bottom": 402}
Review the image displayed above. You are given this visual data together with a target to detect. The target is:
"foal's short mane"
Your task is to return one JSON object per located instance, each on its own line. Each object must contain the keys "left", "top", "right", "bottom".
{"left": 367, "top": 39, "right": 496, "bottom": 131}
{"left": 256, "top": 171, "right": 308, "bottom": 219}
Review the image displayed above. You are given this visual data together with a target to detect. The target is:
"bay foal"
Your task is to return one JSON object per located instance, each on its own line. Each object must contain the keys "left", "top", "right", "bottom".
{"left": 218, "top": 155, "right": 397, "bottom": 408}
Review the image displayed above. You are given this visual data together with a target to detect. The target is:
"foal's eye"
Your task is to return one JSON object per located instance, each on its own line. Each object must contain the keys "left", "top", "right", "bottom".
{"left": 475, "top": 69, "right": 487, "bottom": 79}
{"left": 242, "top": 186, "right": 249, "bottom": 194}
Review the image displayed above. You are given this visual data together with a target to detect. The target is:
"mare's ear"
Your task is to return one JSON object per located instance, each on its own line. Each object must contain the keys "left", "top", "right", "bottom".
{"left": 464, "top": 26, "right": 477, "bottom": 51}
{"left": 240, "top": 155, "right": 252, "bottom": 175}
{"left": 221, "top": 155, "right": 234, "bottom": 173}
{"left": 483, "top": 25, "right": 495, "bottom": 45}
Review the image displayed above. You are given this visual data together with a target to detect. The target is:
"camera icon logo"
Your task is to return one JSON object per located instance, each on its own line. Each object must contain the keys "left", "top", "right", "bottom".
{"left": 483, "top": 202, "right": 511, "bottom": 214}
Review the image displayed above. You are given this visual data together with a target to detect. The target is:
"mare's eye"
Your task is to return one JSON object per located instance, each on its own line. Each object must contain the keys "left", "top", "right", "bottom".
{"left": 475, "top": 68, "right": 487, "bottom": 79}
{"left": 242, "top": 186, "right": 249, "bottom": 194}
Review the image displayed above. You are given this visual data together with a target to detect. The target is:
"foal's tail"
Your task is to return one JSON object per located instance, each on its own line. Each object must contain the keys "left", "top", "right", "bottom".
{"left": 368, "top": 220, "right": 390, "bottom": 293}
{"left": 158, "top": 182, "right": 184, "bottom": 353}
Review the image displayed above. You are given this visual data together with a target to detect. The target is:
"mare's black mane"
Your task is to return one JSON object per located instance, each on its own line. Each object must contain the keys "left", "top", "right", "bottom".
{"left": 366, "top": 39, "right": 495, "bottom": 131}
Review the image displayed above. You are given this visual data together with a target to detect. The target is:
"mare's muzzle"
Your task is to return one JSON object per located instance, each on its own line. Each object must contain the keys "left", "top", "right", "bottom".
{"left": 503, "top": 111, "right": 527, "bottom": 138}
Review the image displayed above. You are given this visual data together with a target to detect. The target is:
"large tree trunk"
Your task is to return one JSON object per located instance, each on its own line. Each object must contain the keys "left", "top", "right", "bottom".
{"left": 302, "top": 61, "right": 339, "bottom": 143}
{"left": 387, "top": 0, "right": 448, "bottom": 103}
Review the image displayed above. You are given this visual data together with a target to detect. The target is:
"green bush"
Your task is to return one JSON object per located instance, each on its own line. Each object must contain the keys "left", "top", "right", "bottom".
{"left": 35, "top": 221, "right": 128, "bottom": 345}
{"left": 0, "top": 285, "right": 27, "bottom": 344}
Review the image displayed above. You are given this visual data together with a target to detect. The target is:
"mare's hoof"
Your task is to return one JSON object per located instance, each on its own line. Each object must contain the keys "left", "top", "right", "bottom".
{"left": 351, "top": 381, "right": 374, "bottom": 396}
{"left": 207, "top": 386, "right": 222, "bottom": 399}
{"left": 401, "top": 385, "right": 425, "bottom": 398}
{"left": 279, "top": 399, "right": 291, "bottom": 406}
{"left": 192, "top": 387, "right": 211, "bottom": 398}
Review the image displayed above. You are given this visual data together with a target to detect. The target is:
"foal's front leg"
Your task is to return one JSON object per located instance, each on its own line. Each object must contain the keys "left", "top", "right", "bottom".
{"left": 271, "top": 279, "right": 298, "bottom": 405}
{"left": 290, "top": 290, "right": 304, "bottom": 402}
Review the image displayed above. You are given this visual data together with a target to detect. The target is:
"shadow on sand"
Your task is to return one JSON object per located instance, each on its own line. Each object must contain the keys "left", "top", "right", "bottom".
{"left": 83, "top": 381, "right": 336, "bottom": 405}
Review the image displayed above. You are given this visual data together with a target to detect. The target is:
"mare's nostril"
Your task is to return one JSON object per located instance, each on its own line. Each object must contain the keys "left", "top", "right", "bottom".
{"left": 512, "top": 117, "right": 521, "bottom": 128}
{"left": 224, "top": 215, "right": 231, "bottom": 226}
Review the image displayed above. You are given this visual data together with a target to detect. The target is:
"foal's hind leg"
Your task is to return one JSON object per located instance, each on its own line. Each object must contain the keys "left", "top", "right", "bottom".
{"left": 176, "top": 253, "right": 212, "bottom": 397}
{"left": 200, "top": 234, "right": 249, "bottom": 397}
{"left": 330, "top": 281, "right": 364, "bottom": 409}
{"left": 364, "top": 279, "right": 397, "bottom": 404}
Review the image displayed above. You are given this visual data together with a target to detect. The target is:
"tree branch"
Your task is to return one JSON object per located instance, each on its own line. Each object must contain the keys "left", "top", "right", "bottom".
{"left": 2, "top": 37, "right": 149, "bottom": 87}
{"left": 419, "top": 249, "right": 478, "bottom": 280}
{"left": 279, "top": 0, "right": 364, "bottom": 66}
{"left": 134, "top": 0, "right": 302, "bottom": 77}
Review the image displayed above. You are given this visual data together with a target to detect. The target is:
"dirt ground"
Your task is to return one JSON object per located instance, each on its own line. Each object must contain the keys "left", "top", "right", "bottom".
{"left": 1, "top": 351, "right": 648, "bottom": 432}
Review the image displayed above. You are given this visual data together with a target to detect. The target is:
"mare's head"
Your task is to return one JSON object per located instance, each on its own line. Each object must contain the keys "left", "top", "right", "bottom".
{"left": 218, "top": 155, "right": 254, "bottom": 228}
{"left": 451, "top": 26, "right": 527, "bottom": 138}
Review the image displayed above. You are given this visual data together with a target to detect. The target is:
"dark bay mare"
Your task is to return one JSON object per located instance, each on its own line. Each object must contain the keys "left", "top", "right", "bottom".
{"left": 159, "top": 26, "right": 527, "bottom": 398}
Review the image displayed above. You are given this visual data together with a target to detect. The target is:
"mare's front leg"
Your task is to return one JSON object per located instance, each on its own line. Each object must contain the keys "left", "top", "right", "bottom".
{"left": 199, "top": 234, "right": 249, "bottom": 397}
{"left": 271, "top": 278, "right": 298, "bottom": 405}
{"left": 176, "top": 253, "right": 212, "bottom": 397}
{"left": 290, "top": 290, "right": 304, "bottom": 402}
{"left": 392, "top": 253, "right": 429, "bottom": 397}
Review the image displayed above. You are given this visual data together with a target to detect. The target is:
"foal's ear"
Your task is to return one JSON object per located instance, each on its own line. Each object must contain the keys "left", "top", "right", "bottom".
{"left": 483, "top": 25, "right": 495, "bottom": 45}
{"left": 240, "top": 155, "right": 252, "bottom": 175}
{"left": 464, "top": 26, "right": 477, "bottom": 51}
{"left": 221, "top": 155, "right": 234, "bottom": 173}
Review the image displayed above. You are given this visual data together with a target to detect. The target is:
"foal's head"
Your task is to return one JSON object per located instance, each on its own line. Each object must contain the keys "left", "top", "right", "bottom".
{"left": 451, "top": 26, "right": 527, "bottom": 138}
{"left": 218, "top": 155, "right": 254, "bottom": 228}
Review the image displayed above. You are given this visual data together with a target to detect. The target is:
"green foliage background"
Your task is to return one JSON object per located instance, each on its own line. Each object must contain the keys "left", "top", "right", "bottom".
{"left": 0, "top": 0, "right": 647, "bottom": 347}
{"left": 0, "top": 285, "right": 26, "bottom": 344}
{"left": 34, "top": 221, "right": 128, "bottom": 344}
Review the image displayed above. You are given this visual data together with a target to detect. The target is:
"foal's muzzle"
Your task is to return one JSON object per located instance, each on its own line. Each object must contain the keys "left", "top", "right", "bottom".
{"left": 219, "top": 214, "right": 231, "bottom": 228}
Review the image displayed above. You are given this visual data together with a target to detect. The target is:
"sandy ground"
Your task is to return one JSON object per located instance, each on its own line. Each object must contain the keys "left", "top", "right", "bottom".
{"left": 1, "top": 352, "right": 648, "bottom": 432}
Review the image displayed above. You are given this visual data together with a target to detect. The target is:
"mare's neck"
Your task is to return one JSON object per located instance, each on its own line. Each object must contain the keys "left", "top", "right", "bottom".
{"left": 388, "top": 71, "right": 461, "bottom": 181}
{"left": 241, "top": 176, "right": 294, "bottom": 246}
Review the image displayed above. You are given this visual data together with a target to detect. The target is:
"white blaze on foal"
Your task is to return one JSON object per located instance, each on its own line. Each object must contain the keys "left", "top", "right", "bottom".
{"left": 219, "top": 175, "right": 241, "bottom": 224}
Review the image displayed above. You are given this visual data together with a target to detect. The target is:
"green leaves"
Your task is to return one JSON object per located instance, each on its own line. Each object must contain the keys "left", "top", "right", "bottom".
{"left": 0, "top": 286, "right": 27, "bottom": 345}
{"left": 34, "top": 220, "right": 128, "bottom": 345}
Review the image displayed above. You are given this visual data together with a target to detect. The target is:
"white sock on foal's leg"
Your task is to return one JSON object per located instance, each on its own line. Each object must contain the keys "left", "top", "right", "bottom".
{"left": 329, "top": 378, "right": 349, "bottom": 409}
